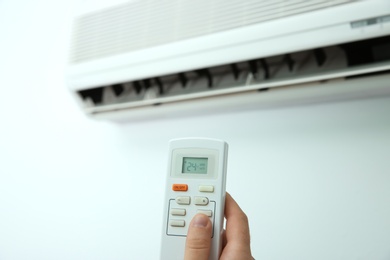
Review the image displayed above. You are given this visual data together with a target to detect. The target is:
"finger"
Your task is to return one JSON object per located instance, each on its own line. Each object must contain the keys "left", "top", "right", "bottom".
{"left": 184, "top": 214, "right": 212, "bottom": 260}
{"left": 224, "top": 192, "right": 251, "bottom": 246}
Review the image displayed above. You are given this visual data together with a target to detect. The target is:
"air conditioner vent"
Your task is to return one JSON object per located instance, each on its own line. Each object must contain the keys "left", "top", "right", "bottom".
{"left": 77, "top": 35, "right": 390, "bottom": 115}
{"left": 70, "top": 0, "right": 356, "bottom": 63}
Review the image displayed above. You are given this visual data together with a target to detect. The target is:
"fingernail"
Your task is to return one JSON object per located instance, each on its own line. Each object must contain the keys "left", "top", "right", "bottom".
{"left": 192, "top": 214, "right": 209, "bottom": 228}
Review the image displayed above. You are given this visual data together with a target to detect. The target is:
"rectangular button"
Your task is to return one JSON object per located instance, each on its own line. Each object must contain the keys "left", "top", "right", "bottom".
{"left": 172, "top": 184, "right": 188, "bottom": 191}
{"left": 197, "top": 209, "right": 213, "bottom": 217}
{"left": 176, "top": 196, "right": 191, "bottom": 205}
{"left": 194, "top": 196, "right": 209, "bottom": 206}
{"left": 170, "top": 220, "right": 185, "bottom": 227}
{"left": 199, "top": 185, "right": 214, "bottom": 192}
{"left": 171, "top": 208, "right": 186, "bottom": 216}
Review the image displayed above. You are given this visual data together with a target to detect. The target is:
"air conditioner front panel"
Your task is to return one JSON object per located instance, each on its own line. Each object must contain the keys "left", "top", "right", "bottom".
{"left": 66, "top": 0, "right": 390, "bottom": 121}
{"left": 67, "top": 0, "right": 390, "bottom": 91}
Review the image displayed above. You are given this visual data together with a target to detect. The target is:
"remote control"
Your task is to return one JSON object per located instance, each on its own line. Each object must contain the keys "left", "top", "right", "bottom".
{"left": 160, "top": 138, "right": 228, "bottom": 260}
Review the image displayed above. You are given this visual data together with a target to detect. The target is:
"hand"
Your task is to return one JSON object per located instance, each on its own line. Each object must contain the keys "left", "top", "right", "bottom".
{"left": 184, "top": 192, "right": 253, "bottom": 260}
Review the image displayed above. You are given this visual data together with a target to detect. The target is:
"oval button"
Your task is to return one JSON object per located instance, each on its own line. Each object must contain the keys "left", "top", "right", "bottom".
{"left": 170, "top": 219, "right": 185, "bottom": 227}
{"left": 194, "top": 196, "right": 209, "bottom": 206}
{"left": 172, "top": 184, "right": 188, "bottom": 191}
{"left": 197, "top": 209, "right": 213, "bottom": 217}
{"left": 199, "top": 185, "right": 214, "bottom": 192}
{"left": 171, "top": 208, "right": 186, "bottom": 216}
{"left": 176, "top": 196, "right": 191, "bottom": 205}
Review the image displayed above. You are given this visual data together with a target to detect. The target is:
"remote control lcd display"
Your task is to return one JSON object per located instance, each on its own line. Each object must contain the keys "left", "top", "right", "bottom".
{"left": 182, "top": 157, "right": 208, "bottom": 174}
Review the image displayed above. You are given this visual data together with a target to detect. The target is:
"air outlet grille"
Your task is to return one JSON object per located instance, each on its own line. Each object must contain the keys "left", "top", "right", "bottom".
{"left": 77, "top": 35, "right": 390, "bottom": 115}
{"left": 70, "top": 0, "right": 355, "bottom": 63}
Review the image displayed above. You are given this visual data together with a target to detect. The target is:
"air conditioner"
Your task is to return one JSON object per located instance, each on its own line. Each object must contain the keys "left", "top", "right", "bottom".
{"left": 66, "top": 0, "right": 390, "bottom": 122}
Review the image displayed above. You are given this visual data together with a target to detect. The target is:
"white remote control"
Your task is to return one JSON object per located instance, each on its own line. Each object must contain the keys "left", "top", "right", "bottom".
{"left": 160, "top": 138, "right": 228, "bottom": 260}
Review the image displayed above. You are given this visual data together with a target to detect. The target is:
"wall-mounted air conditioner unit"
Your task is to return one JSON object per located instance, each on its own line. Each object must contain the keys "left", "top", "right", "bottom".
{"left": 67, "top": 0, "right": 390, "bottom": 122}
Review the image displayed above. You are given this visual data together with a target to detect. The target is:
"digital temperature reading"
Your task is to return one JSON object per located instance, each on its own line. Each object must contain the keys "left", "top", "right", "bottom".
{"left": 182, "top": 157, "right": 208, "bottom": 174}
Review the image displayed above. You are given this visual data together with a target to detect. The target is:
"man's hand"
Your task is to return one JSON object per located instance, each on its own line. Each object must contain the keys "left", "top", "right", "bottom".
{"left": 184, "top": 213, "right": 212, "bottom": 260}
{"left": 184, "top": 193, "right": 253, "bottom": 260}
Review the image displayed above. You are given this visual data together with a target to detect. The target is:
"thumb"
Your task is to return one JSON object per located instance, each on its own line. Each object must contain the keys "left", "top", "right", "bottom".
{"left": 184, "top": 214, "right": 212, "bottom": 260}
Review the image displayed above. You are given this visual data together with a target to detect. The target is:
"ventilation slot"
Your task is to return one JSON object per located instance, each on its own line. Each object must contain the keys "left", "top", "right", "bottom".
{"left": 77, "top": 35, "right": 390, "bottom": 115}
{"left": 70, "top": 0, "right": 356, "bottom": 63}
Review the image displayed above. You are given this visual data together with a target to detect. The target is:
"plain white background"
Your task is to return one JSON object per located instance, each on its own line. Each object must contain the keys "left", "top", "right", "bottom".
{"left": 0, "top": 1, "right": 390, "bottom": 259}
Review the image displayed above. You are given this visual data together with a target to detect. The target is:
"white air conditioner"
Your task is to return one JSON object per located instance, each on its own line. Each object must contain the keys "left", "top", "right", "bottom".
{"left": 66, "top": 0, "right": 390, "bottom": 122}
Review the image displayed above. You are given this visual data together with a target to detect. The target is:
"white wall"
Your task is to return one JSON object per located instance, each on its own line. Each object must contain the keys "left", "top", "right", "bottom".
{"left": 0, "top": 1, "right": 389, "bottom": 259}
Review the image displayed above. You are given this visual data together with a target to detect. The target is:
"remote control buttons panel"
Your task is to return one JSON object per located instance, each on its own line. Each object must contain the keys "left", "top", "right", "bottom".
{"left": 166, "top": 184, "right": 216, "bottom": 237}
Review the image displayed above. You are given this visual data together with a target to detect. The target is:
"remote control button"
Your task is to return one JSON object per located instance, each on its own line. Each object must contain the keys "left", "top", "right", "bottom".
{"left": 176, "top": 196, "right": 191, "bottom": 205}
{"left": 172, "top": 184, "right": 188, "bottom": 191}
{"left": 170, "top": 220, "right": 185, "bottom": 227}
{"left": 197, "top": 209, "right": 213, "bottom": 217}
{"left": 171, "top": 208, "right": 186, "bottom": 216}
{"left": 194, "top": 196, "right": 209, "bottom": 206}
{"left": 199, "top": 185, "right": 214, "bottom": 192}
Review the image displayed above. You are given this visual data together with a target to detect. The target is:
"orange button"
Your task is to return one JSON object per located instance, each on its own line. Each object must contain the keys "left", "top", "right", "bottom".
{"left": 172, "top": 184, "right": 188, "bottom": 191}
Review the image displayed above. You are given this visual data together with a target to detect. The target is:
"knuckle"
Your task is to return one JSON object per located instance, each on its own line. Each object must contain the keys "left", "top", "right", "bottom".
{"left": 187, "top": 237, "right": 210, "bottom": 250}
